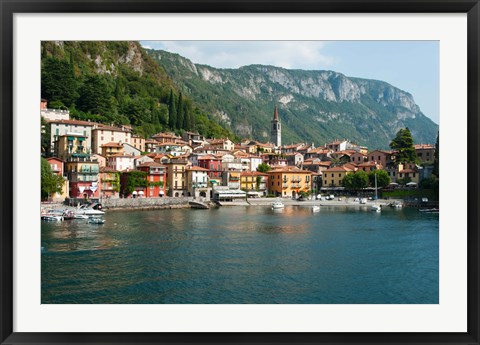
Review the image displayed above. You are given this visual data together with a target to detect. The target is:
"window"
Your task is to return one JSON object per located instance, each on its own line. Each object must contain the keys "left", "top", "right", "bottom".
{"left": 413, "top": 173, "right": 416, "bottom": 177}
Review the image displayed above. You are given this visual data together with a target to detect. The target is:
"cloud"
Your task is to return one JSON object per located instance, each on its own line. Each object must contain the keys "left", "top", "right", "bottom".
{"left": 141, "top": 41, "right": 334, "bottom": 70}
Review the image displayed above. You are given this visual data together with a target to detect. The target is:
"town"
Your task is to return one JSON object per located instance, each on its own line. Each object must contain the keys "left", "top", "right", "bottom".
{"left": 41, "top": 99, "right": 438, "bottom": 207}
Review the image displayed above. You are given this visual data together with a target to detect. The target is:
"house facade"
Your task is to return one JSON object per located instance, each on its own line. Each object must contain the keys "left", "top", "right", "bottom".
{"left": 267, "top": 167, "right": 312, "bottom": 198}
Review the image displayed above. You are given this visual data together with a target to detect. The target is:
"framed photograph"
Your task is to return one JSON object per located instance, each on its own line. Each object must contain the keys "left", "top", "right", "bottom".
{"left": 1, "top": 1, "right": 479, "bottom": 344}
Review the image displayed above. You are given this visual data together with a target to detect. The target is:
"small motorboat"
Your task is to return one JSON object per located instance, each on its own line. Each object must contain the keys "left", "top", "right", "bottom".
{"left": 41, "top": 215, "right": 63, "bottom": 221}
{"left": 271, "top": 200, "right": 285, "bottom": 210}
{"left": 88, "top": 217, "right": 105, "bottom": 224}
{"left": 312, "top": 205, "right": 320, "bottom": 212}
{"left": 371, "top": 204, "right": 381, "bottom": 212}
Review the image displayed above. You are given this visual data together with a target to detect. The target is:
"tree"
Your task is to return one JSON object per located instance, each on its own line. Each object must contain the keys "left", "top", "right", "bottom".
{"left": 389, "top": 127, "right": 418, "bottom": 164}
{"left": 368, "top": 169, "right": 391, "bottom": 188}
{"left": 351, "top": 171, "right": 369, "bottom": 189}
{"left": 168, "top": 90, "right": 176, "bottom": 129}
{"left": 41, "top": 158, "right": 64, "bottom": 201}
{"left": 41, "top": 117, "right": 51, "bottom": 157}
{"left": 41, "top": 57, "right": 79, "bottom": 107}
{"left": 341, "top": 173, "right": 355, "bottom": 189}
{"left": 176, "top": 92, "right": 184, "bottom": 130}
{"left": 433, "top": 132, "right": 439, "bottom": 178}
{"left": 77, "top": 75, "right": 114, "bottom": 116}
{"left": 256, "top": 163, "right": 271, "bottom": 173}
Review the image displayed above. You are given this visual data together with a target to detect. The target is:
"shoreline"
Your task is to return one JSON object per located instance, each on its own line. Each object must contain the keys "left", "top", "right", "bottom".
{"left": 42, "top": 197, "right": 411, "bottom": 212}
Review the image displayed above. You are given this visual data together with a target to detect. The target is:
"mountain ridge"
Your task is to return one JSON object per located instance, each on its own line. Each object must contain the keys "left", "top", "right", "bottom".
{"left": 147, "top": 48, "right": 438, "bottom": 149}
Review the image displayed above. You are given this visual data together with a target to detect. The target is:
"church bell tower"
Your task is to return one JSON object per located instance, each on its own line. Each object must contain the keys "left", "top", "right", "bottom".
{"left": 271, "top": 106, "right": 282, "bottom": 147}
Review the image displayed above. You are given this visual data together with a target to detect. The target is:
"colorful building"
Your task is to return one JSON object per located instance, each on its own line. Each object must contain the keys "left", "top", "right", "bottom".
{"left": 267, "top": 167, "right": 312, "bottom": 198}
{"left": 64, "top": 157, "right": 100, "bottom": 199}
{"left": 322, "top": 166, "right": 354, "bottom": 187}
{"left": 137, "top": 162, "right": 167, "bottom": 198}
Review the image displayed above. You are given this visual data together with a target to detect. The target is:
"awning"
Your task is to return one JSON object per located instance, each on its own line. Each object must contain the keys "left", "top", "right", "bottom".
{"left": 138, "top": 191, "right": 144, "bottom": 195}
{"left": 159, "top": 191, "right": 165, "bottom": 194}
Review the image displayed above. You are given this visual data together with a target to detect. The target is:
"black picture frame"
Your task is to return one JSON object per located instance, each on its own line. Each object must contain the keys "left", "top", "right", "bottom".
{"left": 1, "top": 1, "right": 479, "bottom": 344}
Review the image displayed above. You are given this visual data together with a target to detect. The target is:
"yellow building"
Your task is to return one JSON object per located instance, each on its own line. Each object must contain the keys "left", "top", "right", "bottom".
{"left": 267, "top": 167, "right": 312, "bottom": 198}
{"left": 164, "top": 158, "right": 188, "bottom": 197}
{"left": 240, "top": 172, "right": 268, "bottom": 195}
{"left": 322, "top": 166, "right": 354, "bottom": 187}
{"left": 100, "top": 142, "right": 125, "bottom": 157}
{"left": 55, "top": 133, "right": 88, "bottom": 161}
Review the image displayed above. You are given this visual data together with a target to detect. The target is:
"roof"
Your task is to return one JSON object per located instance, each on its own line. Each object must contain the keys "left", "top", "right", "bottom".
{"left": 99, "top": 166, "right": 118, "bottom": 173}
{"left": 186, "top": 166, "right": 209, "bottom": 172}
{"left": 268, "top": 167, "right": 311, "bottom": 174}
{"left": 324, "top": 166, "right": 353, "bottom": 172}
{"left": 137, "top": 162, "right": 166, "bottom": 168}
{"left": 94, "top": 124, "right": 131, "bottom": 132}
{"left": 240, "top": 171, "right": 268, "bottom": 177}
{"left": 100, "top": 142, "right": 124, "bottom": 148}
{"left": 399, "top": 169, "right": 417, "bottom": 173}
{"left": 109, "top": 154, "right": 135, "bottom": 158}
{"left": 414, "top": 144, "right": 435, "bottom": 149}
{"left": 47, "top": 119, "right": 97, "bottom": 126}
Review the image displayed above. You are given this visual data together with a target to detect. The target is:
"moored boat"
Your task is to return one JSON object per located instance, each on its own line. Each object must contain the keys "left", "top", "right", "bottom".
{"left": 271, "top": 200, "right": 285, "bottom": 210}
{"left": 371, "top": 204, "right": 381, "bottom": 212}
{"left": 312, "top": 205, "right": 320, "bottom": 212}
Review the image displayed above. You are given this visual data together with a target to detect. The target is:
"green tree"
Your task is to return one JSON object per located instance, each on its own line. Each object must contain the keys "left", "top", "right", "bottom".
{"left": 351, "top": 171, "right": 370, "bottom": 189}
{"left": 176, "top": 92, "right": 184, "bottom": 130}
{"left": 257, "top": 163, "right": 271, "bottom": 173}
{"left": 168, "top": 89, "right": 176, "bottom": 129}
{"left": 41, "top": 158, "right": 64, "bottom": 200}
{"left": 41, "top": 117, "right": 51, "bottom": 157}
{"left": 368, "top": 169, "right": 391, "bottom": 188}
{"left": 41, "top": 57, "right": 78, "bottom": 107}
{"left": 341, "top": 173, "right": 355, "bottom": 189}
{"left": 78, "top": 75, "right": 115, "bottom": 116}
{"left": 433, "top": 132, "right": 439, "bottom": 177}
{"left": 389, "top": 127, "right": 418, "bottom": 164}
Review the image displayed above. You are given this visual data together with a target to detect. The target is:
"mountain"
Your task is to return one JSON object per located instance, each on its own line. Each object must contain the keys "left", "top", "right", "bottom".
{"left": 146, "top": 48, "right": 438, "bottom": 149}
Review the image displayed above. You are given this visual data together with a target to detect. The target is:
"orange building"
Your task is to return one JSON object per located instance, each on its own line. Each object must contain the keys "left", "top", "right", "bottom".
{"left": 267, "top": 167, "right": 312, "bottom": 198}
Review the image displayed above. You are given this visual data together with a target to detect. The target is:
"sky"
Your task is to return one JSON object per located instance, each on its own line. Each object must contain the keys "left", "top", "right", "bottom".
{"left": 140, "top": 41, "right": 439, "bottom": 124}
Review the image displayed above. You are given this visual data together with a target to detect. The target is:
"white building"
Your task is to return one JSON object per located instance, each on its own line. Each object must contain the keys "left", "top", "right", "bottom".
{"left": 91, "top": 125, "right": 132, "bottom": 154}
{"left": 107, "top": 154, "right": 135, "bottom": 172}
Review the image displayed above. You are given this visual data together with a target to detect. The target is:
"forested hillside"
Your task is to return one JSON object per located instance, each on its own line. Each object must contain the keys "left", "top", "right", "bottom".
{"left": 41, "top": 41, "right": 234, "bottom": 139}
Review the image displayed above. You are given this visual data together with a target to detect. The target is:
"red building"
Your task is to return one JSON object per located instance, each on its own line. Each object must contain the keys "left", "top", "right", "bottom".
{"left": 136, "top": 162, "right": 167, "bottom": 198}
{"left": 197, "top": 155, "right": 223, "bottom": 179}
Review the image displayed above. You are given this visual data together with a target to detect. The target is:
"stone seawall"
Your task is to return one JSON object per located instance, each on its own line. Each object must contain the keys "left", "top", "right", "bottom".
{"left": 100, "top": 197, "right": 193, "bottom": 211}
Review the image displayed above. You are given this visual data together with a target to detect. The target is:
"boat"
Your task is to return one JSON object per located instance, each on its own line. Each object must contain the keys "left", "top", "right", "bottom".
{"left": 371, "top": 204, "right": 381, "bottom": 212}
{"left": 73, "top": 214, "right": 89, "bottom": 219}
{"left": 312, "top": 205, "right": 320, "bottom": 212}
{"left": 87, "top": 217, "right": 105, "bottom": 224}
{"left": 271, "top": 200, "right": 285, "bottom": 210}
{"left": 389, "top": 202, "right": 403, "bottom": 208}
{"left": 74, "top": 203, "right": 105, "bottom": 216}
{"left": 41, "top": 209, "right": 64, "bottom": 221}
{"left": 41, "top": 215, "right": 63, "bottom": 221}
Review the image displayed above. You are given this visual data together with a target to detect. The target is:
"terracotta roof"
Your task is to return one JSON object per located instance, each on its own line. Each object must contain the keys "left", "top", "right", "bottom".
{"left": 241, "top": 171, "right": 268, "bottom": 177}
{"left": 99, "top": 166, "right": 118, "bottom": 173}
{"left": 94, "top": 124, "right": 131, "bottom": 132}
{"left": 269, "top": 167, "right": 311, "bottom": 174}
{"left": 137, "top": 162, "right": 166, "bottom": 168}
{"left": 47, "top": 119, "right": 98, "bottom": 126}
{"left": 100, "top": 142, "right": 123, "bottom": 148}
{"left": 414, "top": 144, "right": 435, "bottom": 149}
{"left": 157, "top": 141, "right": 181, "bottom": 147}
{"left": 399, "top": 169, "right": 417, "bottom": 173}
{"left": 186, "top": 166, "right": 209, "bottom": 172}
{"left": 324, "top": 166, "right": 353, "bottom": 172}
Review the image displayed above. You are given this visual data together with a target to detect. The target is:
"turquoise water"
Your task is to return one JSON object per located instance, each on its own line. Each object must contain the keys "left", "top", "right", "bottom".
{"left": 41, "top": 206, "right": 438, "bottom": 304}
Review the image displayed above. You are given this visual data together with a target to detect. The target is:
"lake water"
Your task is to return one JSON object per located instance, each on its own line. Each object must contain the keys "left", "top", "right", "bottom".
{"left": 41, "top": 205, "right": 439, "bottom": 304}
